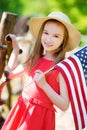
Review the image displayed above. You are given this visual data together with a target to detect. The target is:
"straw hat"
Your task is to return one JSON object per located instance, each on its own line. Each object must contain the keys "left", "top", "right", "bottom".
{"left": 29, "top": 11, "right": 81, "bottom": 51}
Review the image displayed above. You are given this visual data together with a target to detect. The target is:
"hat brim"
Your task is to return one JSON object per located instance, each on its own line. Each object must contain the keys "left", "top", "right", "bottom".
{"left": 29, "top": 16, "right": 81, "bottom": 51}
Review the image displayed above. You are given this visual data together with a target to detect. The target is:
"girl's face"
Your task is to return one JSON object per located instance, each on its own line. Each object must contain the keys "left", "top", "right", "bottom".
{"left": 41, "top": 21, "right": 65, "bottom": 55}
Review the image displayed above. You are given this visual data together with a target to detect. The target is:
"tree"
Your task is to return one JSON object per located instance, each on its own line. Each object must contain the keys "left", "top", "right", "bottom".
{"left": 0, "top": 0, "right": 87, "bottom": 34}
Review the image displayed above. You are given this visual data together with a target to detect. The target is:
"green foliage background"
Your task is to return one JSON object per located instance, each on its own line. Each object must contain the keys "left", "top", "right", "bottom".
{"left": 0, "top": 0, "right": 87, "bottom": 34}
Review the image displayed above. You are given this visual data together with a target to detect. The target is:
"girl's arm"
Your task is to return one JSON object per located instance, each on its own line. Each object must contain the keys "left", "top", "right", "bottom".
{"left": 33, "top": 70, "right": 69, "bottom": 111}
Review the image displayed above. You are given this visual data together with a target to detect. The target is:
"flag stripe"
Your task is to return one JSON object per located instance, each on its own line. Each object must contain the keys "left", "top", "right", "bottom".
{"left": 56, "top": 63, "right": 81, "bottom": 130}
{"left": 69, "top": 56, "right": 87, "bottom": 112}
{"left": 62, "top": 60, "right": 85, "bottom": 128}
{"left": 56, "top": 54, "right": 87, "bottom": 130}
{"left": 68, "top": 56, "right": 87, "bottom": 127}
{"left": 55, "top": 46, "right": 87, "bottom": 130}
{"left": 63, "top": 57, "right": 87, "bottom": 126}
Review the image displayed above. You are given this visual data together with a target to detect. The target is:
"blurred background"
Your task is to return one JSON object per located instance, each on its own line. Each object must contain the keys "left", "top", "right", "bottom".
{"left": 0, "top": 0, "right": 87, "bottom": 130}
{"left": 0, "top": 0, "right": 87, "bottom": 34}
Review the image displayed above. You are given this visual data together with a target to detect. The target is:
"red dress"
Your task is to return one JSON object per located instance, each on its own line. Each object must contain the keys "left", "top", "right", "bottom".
{"left": 1, "top": 57, "right": 60, "bottom": 130}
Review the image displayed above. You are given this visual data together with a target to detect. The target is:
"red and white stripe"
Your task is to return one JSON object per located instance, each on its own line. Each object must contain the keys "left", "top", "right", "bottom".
{"left": 55, "top": 55, "right": 87, "bottom": 130}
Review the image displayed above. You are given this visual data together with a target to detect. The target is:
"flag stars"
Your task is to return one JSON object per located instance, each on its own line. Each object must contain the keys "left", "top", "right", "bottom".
{"left": 85, "top": 65, "right": 87, "bottom": 68}
{"left": 75, "top": 46, "right": 87, "bottom": 85}
{"left": 82, "top": 64, "right": 85, "bottom": 67}
{"left": 80, "top": 58, "right": 83, "bottom": 61}
{"left": 81, "top": 51, "right": 84, "bottom": 53}
{"left": 81, "top": 54, "right": 84, "bottom": 57}
{"left": 83, "top": 59, "right": 86, "bottom": 62}
{"left": 84, "top": 69, "right": 86, "bottom": 72}
{"left": 85, "top": 56, "right": 87, "bottom": 58}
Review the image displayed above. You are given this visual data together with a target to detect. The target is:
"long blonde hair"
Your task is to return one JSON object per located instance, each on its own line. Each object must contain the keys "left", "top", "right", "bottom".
{"left": 24, "top": 19, "right": 68, "bottom": 71}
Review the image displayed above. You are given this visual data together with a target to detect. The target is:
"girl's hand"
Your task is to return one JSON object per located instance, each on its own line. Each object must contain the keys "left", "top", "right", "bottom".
{"left": 33, "top": 70, "right": 47, "bottom": 89}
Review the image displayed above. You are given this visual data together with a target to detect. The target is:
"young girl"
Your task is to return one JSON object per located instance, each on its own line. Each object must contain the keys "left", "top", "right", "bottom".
{"left": 1, "top": 11, "right": 81, "bottom": 130}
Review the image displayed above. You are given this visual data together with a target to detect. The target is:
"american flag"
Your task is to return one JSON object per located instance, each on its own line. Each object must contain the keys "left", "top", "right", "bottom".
{"left": 55, "top": 46, "right": 87, "bottom": 130}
